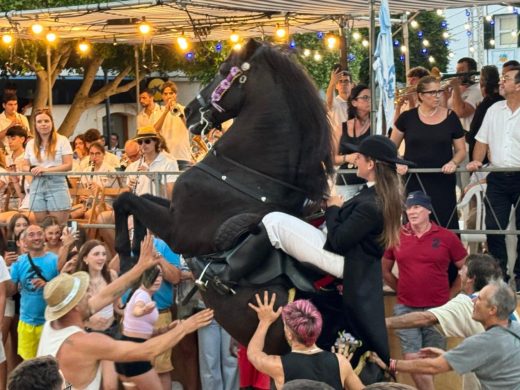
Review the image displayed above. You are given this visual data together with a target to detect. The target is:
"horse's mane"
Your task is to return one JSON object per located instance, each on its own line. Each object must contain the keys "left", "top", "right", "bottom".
{"left": 247, "top": 43, "right": 334, "bottom": 201}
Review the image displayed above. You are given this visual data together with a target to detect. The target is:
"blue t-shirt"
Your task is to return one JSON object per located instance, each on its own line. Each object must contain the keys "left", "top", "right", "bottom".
{"left": 153, "top": 238, "right": 180, "bottom": 310}
{"left": 10, "top": 252, "right": 59, "bottom": 325}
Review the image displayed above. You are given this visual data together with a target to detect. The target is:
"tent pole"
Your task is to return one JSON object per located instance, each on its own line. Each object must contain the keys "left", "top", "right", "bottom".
{"left": 369, "top": 0, "right": 376, "bottom": 134}
{"left": 135, "top": 45, "right": 140, "bottom": 127}
{"left": 46, "top": 45, "right": 53, "bottom": 109}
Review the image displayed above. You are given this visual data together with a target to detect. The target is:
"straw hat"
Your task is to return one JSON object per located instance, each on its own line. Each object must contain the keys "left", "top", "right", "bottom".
{"left": 134, "top": 126, "right": 160, "bottom": 141}
{"left": 44, "top": 272, "right": 90, "bottom": 321}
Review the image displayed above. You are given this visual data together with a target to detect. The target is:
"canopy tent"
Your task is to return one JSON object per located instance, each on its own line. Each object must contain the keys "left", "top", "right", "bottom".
{"left": 0, "top": 0, "right": 511, "bottom": 44}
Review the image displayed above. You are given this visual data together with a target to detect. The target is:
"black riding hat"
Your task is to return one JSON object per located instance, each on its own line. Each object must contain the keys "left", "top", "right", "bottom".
{"left": 345, "top": 135, "right": 415, "bottom": 166}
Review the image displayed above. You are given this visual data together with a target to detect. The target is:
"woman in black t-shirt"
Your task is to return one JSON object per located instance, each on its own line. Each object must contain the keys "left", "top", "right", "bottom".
{"left": 391, "top": 75, "right": 466, "bottom": 230}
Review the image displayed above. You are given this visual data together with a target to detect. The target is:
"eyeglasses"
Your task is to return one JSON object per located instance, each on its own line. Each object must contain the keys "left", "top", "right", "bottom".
{"left": 137, "top": 139, "right": 154, "bottom": 145}
{"left": 355, "top": 95, "right": 371, "bottom": 101}
{"left": 500, "top": 76, "right": 514, "bottom": 82}
{"left": 420, "top": 90, "right": 443, "bottom": 96}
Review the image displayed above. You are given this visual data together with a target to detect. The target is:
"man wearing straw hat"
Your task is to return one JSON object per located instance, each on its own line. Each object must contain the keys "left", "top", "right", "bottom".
{"left": 37, "top": 233, "right": 214, "bottom": 390}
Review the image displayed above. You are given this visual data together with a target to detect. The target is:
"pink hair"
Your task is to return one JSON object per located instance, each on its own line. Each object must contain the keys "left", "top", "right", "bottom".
{"left": 281, "top": 299, "right": 323, "bottom": 347}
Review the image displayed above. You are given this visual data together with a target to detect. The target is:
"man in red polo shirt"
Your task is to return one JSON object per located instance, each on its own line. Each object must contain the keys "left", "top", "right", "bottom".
{"left": 382, "top": 191, "right": 467, "bottom": 390}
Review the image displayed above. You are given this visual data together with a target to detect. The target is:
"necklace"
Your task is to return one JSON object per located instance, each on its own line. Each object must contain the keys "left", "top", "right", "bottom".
{"left": 291, "top": 346, "right": 322, "bottom": 354}
{"left": 418, "top": 106, "right": 438, "bottom": 117}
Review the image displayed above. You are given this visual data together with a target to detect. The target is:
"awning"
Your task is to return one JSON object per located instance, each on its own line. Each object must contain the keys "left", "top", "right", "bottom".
{"left": 1, "top": 0, "right": 510, "bottom": 44}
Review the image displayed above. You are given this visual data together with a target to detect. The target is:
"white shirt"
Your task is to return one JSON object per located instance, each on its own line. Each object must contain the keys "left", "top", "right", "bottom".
{"left": 78, "top": 151, "right": 120, "bottom": 171}
{"left": 79, "top": 162, "right": 119, "bottom": 189}
{"left": 330, "top": 95, "right": 348, "bottom": 128}
{"left": 24, "top": 134, "right": 73, "bottom": 168}
{"left": 448, "top": 83, "right": 483, "bottom": 131}
{"left": 475, "top": 100, "right": 520, "bottom": 167}
{"left": 0, "top": 257, "right": 11, "bottom": 284}
{"left": 158, "top": 106, "right": 192, "bottom": 162}
{"left": 0, "top": 112, "right": 30, "bottom": 133}
{"left": 137, "top": 104, "right": 163, "bottom": 129}
{"left": 126, "top": 152, "right": 178, "bottom": 197}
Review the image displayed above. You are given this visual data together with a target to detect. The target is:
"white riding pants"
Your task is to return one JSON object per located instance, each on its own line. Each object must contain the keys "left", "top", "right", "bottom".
{"left": 262, "top": 212, "right": 344, "bottom": 278}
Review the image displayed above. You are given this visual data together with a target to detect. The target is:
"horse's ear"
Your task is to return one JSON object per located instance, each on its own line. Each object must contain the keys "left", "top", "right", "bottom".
{"left": 241, "top": 39, "right": 262, "bottom": 61}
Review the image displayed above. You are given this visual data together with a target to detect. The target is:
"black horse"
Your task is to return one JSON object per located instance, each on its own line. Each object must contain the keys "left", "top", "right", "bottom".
{"left": 114, "top": 40, "right": 384, "bottom": 369}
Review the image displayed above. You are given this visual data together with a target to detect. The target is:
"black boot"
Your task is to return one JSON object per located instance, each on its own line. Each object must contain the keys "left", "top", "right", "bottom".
{"left": 221, "top": 222, "right": 273, "bottom": 283}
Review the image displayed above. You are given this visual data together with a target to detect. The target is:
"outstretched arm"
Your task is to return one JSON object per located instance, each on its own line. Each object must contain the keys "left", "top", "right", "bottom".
{"left": 247, "top": 292, "right": 284, "bottom": 383}
{"left": 386, "top": 311, "right": 438, "bottom": 329}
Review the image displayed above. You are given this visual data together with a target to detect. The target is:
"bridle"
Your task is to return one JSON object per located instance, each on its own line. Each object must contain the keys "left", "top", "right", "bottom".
{"left": 190, "top": 61, "right": 251, "bottom": 141}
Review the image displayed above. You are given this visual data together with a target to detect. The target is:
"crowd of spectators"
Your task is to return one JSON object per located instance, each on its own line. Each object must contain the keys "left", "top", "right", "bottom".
{"left": 0, "top": 59, "right": 517, "bottom": 390}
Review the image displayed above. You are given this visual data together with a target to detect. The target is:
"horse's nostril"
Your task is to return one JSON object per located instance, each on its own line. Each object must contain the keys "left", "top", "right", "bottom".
{"left": 184, "top": 107, "right": 191, "bottom": 118}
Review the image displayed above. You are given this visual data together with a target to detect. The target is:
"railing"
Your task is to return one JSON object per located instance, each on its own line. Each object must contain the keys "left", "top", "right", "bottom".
{"left": 0, "top": 165, "right": 518, "bottom": 236}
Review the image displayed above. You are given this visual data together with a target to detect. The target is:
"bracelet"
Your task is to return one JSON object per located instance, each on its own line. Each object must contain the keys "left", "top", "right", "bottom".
{"left": 342, "top": 155, "right": 347, "bottom": 164}
{"left": 389, "top": 358, "right": 398, "bottom": 375}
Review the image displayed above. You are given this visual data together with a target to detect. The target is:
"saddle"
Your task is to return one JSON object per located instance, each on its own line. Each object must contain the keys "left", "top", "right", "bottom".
{"left": 185, "top": 214, "right": 338, "bottom": 296}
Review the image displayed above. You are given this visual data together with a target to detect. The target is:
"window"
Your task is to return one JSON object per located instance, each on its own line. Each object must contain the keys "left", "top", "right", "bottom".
{"left": 495, "top": 14, "right": 518, "bottom": 47}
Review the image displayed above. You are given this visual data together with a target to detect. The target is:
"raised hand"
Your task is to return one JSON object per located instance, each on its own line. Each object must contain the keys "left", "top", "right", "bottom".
{"left": 248, "top": 291, "right": 282, "bottom": 324}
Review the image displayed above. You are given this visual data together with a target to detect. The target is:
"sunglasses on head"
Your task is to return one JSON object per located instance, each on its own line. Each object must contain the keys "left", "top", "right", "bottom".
{"left": 137, "top": 138, "right": 154, "bottom": 145}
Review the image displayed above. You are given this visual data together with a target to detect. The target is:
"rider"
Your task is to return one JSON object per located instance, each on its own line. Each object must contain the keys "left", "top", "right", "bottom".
{"left": 229, "top": 135, "right": 414, "bottom": 365}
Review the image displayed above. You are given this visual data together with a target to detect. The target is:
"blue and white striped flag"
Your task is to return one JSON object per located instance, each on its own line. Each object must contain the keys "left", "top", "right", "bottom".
{"left": 373, "top": 0, "right": 396, "bottom": 135}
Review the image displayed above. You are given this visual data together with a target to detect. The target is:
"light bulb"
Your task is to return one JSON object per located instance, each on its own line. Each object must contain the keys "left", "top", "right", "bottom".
{"left": 303, "top": 48, "right": 311, "bottom": 57}
{"left": 46, "top": 32, "right": 57, "bottom": 42}
{"left": 2, "top": 34, "right": 13, "bottom": 45}
{"left": 313, "top": 52, "right": 322, "bottom": 61}
{"left": 139, "top": 21, "right": 151, "bottom": 35}
{"left": 177, "top": 36, "right": 189, "bottom": 51}
{"left": 31, "top": 23, "right": 44, "bottom": 35}
{"left": 326, "top": 35, "right": 337, "bottom": 49}
{"left": 230, "top": 32, "right": 240, "bottom": 43}
{"left": 410, "top": 20, "right": 419, "bottom": 29}
{"left": 352, "top": 31, "right": 361, "bottom": 41}
{"left": 78, "top": 40, "right": 90, "bottom": 53}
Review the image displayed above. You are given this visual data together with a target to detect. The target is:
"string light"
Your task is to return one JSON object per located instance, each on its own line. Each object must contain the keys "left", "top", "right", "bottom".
{"left": 230, "top": 31, "right": 240, "bottom": 43}
{"left": 436, "top": 9, "right": 443, "bottom": 16}
{"left": 507, "top": 5, "right": 514, "bottom": 12}
{"left": 78, "top": 39, "right": 90, "bottom": 53}
{"left": 275, "top": 25, "right": 287, "bottom": 39}
{"left": 177, "top": 35, "right": 189, "bottom": 52}
{"left": 422, "top": 39, "right": 430, "bottom": 47}
{"left": 410, "top": 20, "right": 419, "bottom": 29}
{"left": 326, "top": 35, "right": 337, "bottom": 49}
{"left": 233, "top": 43, "right": 242, "bottom": 51}
{"left": 316, "top": 32, "right": 324, "bottom": 39}
{"left": 313, "top": 52, "right": 322, "bottom": 61}
{"left": 31, "top": 22, "right": 44, "bottom": 35}
{"left": 469, "top": 46, "right": 475, "bottom": 53}
{"left": 489, "top": 39, "right": 495, "bottom": 46}
{"left": 485, "top": 15, "right": 492, "bottom": 22}
{"left": 361, "top": 39, "right": 369, "bottom": 48}
{"left": 138, "top": 18, "right": 151, "bottom": 35}
{"left": 400, "top": 46, "right": 407, "bottom": 53}
{"left": 442, "top": 32, "right": 450, "bottom": 39}
{"left": 185, "top": 52, "right": 194, "bottom": 60}
{"left": 352, "top": 31, "right": 361, "bottom": 41}
{"left": 428, "top": 56, "right": 435, "bottom": 63}
{"left": 449, "top": 52, "right": 454, "bottom": 58}
{"left": 215, "top": 41, "right": 222, "bottom": 52}
{"left": 464, "top": 23, "right": 470, "bottom": 30}
{"left": 303, "top": 48, "right": 311, "bottom": 57}
{"left": 289, "top": 40, "right": 296, "bottom": 49}
{"left": 46, "top": 31, "right": 57, "bottom": 43}
{"left": 1, "top": 33, "right": 13, "bottom": 45}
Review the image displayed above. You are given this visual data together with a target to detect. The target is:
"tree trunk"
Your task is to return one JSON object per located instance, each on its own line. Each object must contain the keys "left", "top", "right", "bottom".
{"left": 58, "top": 61, "right": 141, "bottom": 137}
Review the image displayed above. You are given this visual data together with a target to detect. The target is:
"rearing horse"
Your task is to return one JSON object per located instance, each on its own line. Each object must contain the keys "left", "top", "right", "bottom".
{"left": 114, "top": 39, "right": 334, "bottom": 353}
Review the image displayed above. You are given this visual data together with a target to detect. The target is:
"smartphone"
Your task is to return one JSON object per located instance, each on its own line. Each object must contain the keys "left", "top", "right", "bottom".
{"left": 67, "top": 221, "right": 78, "bottom": 233}
{"left": 6, "top": 240, "right": 17, "bottom": 252}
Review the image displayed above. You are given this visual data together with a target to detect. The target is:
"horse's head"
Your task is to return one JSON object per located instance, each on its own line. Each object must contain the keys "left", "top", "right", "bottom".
{"left": 185, "top": 39, "right": 263, "bottom": 136}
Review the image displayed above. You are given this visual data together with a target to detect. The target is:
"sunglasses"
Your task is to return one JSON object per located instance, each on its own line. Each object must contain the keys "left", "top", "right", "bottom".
{"left": 420, "top": 90, "right": 443, "bottom": 96}
{"left": 137, "top": 138, "right": 154, "bottom": 145}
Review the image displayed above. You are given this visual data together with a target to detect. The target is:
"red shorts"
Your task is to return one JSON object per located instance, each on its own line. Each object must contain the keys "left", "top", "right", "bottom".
{"left": 237, "top": 344, "right": 271, "bottom": 389}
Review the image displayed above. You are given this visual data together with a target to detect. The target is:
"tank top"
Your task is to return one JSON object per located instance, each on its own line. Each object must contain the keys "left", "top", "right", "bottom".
{"left": 37, "top": 322, "right": 102, "bottom": 390}
{"left": 281, "top": 350, "right": 343, "bottom": 390}
{"left": 336, "top": 122, "right": 369, "bottom": 186}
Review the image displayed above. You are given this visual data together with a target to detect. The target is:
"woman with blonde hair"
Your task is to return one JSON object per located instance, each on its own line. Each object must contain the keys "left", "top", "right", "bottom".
{"left": 23, "top": 109, "right": 72, "bottom": 224}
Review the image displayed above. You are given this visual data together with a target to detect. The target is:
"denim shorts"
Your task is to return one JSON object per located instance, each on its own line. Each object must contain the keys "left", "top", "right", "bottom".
{"left": 394, "top": 303, "right": 446, "bottom": 354}
{"left": 29, "top": 176, "right": 71, "bottom": 212}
